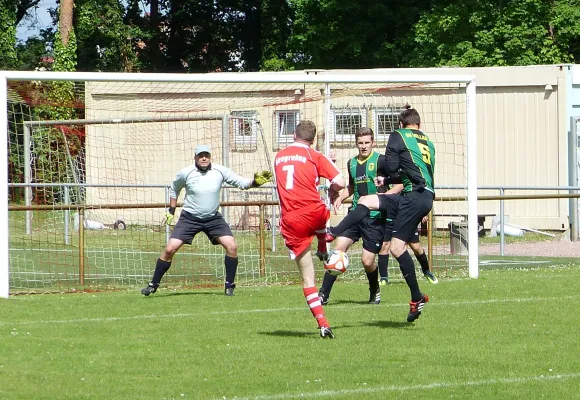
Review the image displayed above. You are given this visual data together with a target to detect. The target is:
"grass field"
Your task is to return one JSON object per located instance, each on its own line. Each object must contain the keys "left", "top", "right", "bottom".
{"left": 2, "top": 259, "right": 580, "bottom": 400}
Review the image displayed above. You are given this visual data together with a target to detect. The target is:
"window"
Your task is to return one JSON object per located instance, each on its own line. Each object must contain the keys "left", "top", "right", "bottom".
{"left": 232, "top": 110, "right": 257, "bottom": 145}
{"left": 372, "top": 107, "right": 405, "bottom": 143}
{"left": 274, "top": 110, "right": 300, "bottom": 146}
{"left": 330, "top": 108, "right": 367, "bottom": 142}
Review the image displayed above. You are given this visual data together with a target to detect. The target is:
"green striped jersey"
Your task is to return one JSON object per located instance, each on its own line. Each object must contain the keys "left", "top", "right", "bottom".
{"left": 347, "top": 151, "right": 384, "bottom": 219}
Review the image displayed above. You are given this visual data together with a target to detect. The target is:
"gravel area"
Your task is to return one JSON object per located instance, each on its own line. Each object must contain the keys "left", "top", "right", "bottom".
{"left": 478, "top": 239, "right": 580, "bottom": 257}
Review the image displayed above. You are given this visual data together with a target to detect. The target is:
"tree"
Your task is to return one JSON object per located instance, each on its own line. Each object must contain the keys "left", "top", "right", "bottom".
{"left": 259, "top": 0, "right": 294, "bottom": 71}
{"left": 1, "top": 1, "right": 18, "bottom": 69}
{"left": 16, "top": 0, "right": 42, "bottom": 26}
{"left": 74, "top": 0, "right": 145, "bottom": 71}
{"left": 288, "top": 0, "right": 432, "bottom": 69}
{"left": 15, "top": 36, "right": 49, "bottom": 70}
{"left": 407, "top": 0, "right": 580, "bottom": 67}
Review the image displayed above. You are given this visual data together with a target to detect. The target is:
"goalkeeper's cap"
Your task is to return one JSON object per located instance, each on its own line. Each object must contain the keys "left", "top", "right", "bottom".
{"left": 195, "top": 144, "right": 211, "bottom": 156}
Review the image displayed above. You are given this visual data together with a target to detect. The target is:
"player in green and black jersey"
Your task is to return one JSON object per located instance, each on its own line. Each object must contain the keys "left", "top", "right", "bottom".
{"left": 326, "top": 106, "right": 435, "bottom": 322}
{"left": 377, "top": 181, "right": 438, "bottom": 286}
{"left": 318, "top": 127, "right": 386, "bottom": 306}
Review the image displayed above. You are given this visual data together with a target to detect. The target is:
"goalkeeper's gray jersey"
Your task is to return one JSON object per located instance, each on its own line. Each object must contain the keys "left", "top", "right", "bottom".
{"left": 170, "top": 164, "right": 253, "bottom": 218}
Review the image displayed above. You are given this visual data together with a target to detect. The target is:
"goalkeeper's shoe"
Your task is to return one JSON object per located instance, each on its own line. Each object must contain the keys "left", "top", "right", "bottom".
{"left": 224, "top": 282, "right": 236, "bottom": 296}
{"left": 318, "top": 289, "right": 330, "bottom": 306}
{"left": 141, "top": 283, "right": 158, "bottom": 297}
{"left": 423, "top": 270, "right": 439, "bottom": 284}
{"left": 315, "top": 251, "right": 329, "bottom": 262}
{"left": 369, "top": 285, "right": 381, "bottom": 304}
{"left": 319, "top": 326, "right": 335, "bottom": 339}
{"left": 407, "top": 294, "right": 429, "bottom": 322}
{"left": 379, "top": 277, "right": 389, "bottom": 286}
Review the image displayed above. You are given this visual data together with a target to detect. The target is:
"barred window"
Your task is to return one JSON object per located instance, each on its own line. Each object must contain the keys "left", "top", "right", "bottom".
{"left": 275, "top": 110, "right": 300, "bottom": 145}
{"left": 373, "top": 107, "right": 405, "bottom": 143}
{"left": 330, "top": 108, "right": 367, "bottom": 142}
{"left": 232, "top": 110, "right": 257, "bottom": 145}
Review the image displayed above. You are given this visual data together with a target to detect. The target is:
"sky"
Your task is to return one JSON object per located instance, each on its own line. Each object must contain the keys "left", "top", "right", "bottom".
{"left": 16, "top": 0, "right": 57, "bottom": 42}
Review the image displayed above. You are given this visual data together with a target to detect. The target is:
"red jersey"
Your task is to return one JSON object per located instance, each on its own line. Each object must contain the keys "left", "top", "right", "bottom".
{"left": 274, "top": 143, "right": 341, "bottom": 214}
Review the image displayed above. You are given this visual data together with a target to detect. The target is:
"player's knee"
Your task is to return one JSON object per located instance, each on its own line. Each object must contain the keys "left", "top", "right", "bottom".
{"left": 362, "top": 260, "right": 375, "bottom": 270}
{"left": 223, "top": 241, "right": 238, "bottom": 256}
{"left": 380, "top": 242, "right": 391, "bottom": 254}
{"left": 359, "top": 195, "right": 378, "bottom": 210}
{"left": 162, "top": 247, "right": 177, "bottom": 260}
{"left": 390, "top": 241, "right": 406, "bottom": 256}
{"left": 359, "top": 195, "right": 371, "bottom": 207}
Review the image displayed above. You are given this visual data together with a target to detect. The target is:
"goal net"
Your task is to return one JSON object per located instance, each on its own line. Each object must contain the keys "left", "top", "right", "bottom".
{"left": 2, "top": 71, "right": 477, "bottom": 296}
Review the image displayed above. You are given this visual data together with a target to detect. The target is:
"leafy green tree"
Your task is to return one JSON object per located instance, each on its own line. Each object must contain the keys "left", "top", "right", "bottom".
{"left": 407, "top": 0, "right": 580, "bottom": 67}
{"left": 260, "top": 0, "right": 294, "bottom": 71}
{"left": 15, "top": 37, "right": 48, "bottom": 70}
{"left": 1, "top": 1, "right": 18, "bottom": 69}
{"left": 75, "top": 0, "right": 145, "bottom": 71}
{"left": 288, "top": 0, "right": 432, "bottom": 69}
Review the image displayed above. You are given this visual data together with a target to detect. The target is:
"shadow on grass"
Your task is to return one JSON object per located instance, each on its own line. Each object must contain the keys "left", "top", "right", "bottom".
{"left": 143, "top": 290, "right": 220, "bottom": 298}
{"left": 328, "top": 299, "right": 371, "bottom": 306}
{"left": 362, "top": 320, "right": 412, "bottom": 329}
{"left": 258, "top": 323, "right": 365, "bottom": 338}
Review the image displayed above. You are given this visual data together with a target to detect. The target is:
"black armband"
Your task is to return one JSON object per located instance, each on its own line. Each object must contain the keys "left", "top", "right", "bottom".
{"left": 168, "top": 206, "right": 176, "bottom": 215}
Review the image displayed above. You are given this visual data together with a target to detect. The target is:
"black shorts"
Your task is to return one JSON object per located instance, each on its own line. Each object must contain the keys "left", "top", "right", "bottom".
{"left": 389, "top": 189, "right": 433, "bottom": 243}
{"left": 171, "top": 211, "right": 233, "bottom": 245}
{"left": 340, "top": 215, "right": 385, "bottom": 254}
{"left": 381, "top": 193, "right": 419, "bottom": 243}
{"left": 384, "top": 219, "right": 420, "bottom": 243}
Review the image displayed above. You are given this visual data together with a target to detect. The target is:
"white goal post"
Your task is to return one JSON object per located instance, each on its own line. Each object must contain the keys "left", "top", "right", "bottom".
{"left": 1, "top": 70, "right": 478, "bottom": 298}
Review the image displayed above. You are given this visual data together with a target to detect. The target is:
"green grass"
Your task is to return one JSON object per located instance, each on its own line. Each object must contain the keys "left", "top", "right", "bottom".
{"left": 2, "top": 263, "right": 580, "bottom": 399}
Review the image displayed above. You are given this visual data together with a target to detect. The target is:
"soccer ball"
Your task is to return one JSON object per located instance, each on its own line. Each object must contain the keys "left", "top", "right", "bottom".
{"left": 324, "top": 249, "right": 349, "bottom": 276}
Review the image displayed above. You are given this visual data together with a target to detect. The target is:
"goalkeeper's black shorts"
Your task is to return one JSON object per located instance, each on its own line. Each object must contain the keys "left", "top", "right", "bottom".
{"left": 171, "top": 211, "right": 232, "bottom": 245}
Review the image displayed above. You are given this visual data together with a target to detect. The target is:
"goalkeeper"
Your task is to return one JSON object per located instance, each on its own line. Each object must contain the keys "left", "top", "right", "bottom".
{"left": 141, "top": 144, "right": 273, "bottom": 297}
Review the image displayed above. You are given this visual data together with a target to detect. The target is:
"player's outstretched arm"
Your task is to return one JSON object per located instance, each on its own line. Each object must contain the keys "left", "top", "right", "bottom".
{"left": 333, "top": 185, "right": 353, "bottom": 214}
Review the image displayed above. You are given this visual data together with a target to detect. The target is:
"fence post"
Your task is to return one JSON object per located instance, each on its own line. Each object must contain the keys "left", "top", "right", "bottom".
{"left": 500, "top": 188, "right": 505, "bottom": 256}
{"left": 259, "top": 205, "right": 266, "bottom": 277}
{"left": 64, "top": 185, "right": 70, "bottom": 245}
{"left": 79, "top": 207, "right": 85, "bottom": 286}
{"left": 427, "top": 211, "right": 433, "bottom": 268}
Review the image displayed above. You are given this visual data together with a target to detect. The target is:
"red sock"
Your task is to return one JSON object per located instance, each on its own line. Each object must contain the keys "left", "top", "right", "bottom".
{"left": 303, "top": 286, "right": 329, "bottom": 328}
{"left": 315, "top": 231, "right": 328, "bottom": 253}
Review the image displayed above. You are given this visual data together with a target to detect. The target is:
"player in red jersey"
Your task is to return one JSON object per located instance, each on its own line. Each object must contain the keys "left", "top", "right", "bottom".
{"left": 274, "top": 120, "right": 346, "bottom": 339}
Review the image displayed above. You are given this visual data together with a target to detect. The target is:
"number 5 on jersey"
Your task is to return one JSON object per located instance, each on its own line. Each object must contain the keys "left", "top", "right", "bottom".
{"left": 418, "top": 143, "right": 432, "bottom": 165}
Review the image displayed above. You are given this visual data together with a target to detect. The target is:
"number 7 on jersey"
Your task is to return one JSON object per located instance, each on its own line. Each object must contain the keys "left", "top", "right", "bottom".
{"left": 282, "top": 165, "right": 294, "bottom": 190}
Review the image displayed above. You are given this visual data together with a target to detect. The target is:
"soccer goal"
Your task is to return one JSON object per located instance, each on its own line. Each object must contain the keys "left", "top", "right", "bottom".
{"left": 1, "top": 71, "right": 477, "bottom": 297}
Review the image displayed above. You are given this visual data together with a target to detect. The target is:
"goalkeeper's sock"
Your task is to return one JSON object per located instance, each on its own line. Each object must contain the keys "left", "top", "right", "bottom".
{"left": 315, "top": 230, "right": 328, "bottom": 253}
{"left": 415, "top": 251, "right": 430, "bottom": 273}
{"left": 152, "top": 259, "right": 171, "bottom": 286}
{"left": 378, "top": 254, "right": 389, "bottom": 280}
{"left": 320, "top": 271, "right": 338, "bottom": 297}
{"left": 304, "top": 286, "right": 329, "bottom": 328}
{"left": 224, "top": 255, "right": 238, "bottom": 284}
{"left": 396, "top": 252, "right": 422, "bottom": 302}
{"left": 330, "top": 205, "right": 369, "bottom": 236}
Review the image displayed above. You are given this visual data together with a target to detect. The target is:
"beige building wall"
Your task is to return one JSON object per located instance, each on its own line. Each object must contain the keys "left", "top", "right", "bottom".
{"left": 84, "top": 66, "right": 571, "bottom": 230}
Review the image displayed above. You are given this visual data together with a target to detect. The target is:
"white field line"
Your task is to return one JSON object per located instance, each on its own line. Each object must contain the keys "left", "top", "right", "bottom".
{"left": 1, "top": 294, "right": 578, "bottom": 327}
{"left": 228, "top": 372, "right": 580, "bottom": 400}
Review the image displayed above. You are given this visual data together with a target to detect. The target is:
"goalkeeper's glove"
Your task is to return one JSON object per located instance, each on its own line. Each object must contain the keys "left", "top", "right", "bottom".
{"left": 164, "top": 207, "right": 176, "bottom": 225}
{"left": 253, "top": 170, "right": 273, "bottom": 186}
